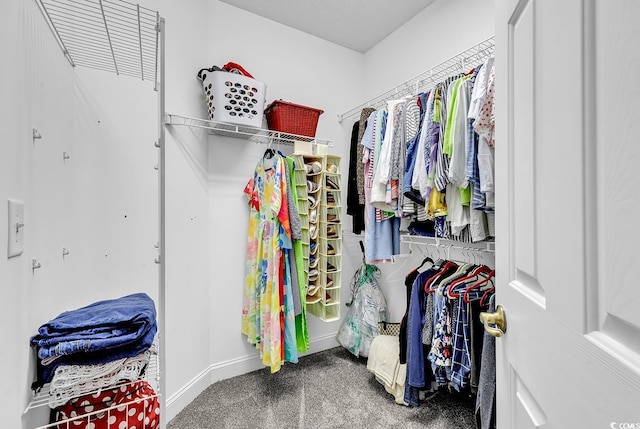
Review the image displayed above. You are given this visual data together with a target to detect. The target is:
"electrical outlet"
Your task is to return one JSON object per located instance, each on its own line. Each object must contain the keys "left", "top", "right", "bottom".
{"left": 8, "top": 199, "right": 24, "bottom": 258}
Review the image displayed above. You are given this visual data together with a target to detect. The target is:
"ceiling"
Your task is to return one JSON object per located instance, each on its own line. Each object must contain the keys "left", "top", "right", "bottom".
{"left": 218, "top": 0, "right": 437, "bottom": 53}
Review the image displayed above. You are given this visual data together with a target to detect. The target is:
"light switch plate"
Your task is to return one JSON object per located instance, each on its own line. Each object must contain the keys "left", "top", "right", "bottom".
{"left": 8, "top": 199, "right": 24, "bottom": 258}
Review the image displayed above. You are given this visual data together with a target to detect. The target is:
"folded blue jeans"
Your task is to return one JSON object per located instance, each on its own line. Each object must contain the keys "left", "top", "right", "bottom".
{"left": 31, "top": 292, "right": 157, "bottom": 360}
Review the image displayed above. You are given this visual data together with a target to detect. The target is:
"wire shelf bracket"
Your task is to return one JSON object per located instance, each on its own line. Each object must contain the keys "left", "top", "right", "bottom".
{"left": 338, "top": 36, "right": 495, "bottom": 123}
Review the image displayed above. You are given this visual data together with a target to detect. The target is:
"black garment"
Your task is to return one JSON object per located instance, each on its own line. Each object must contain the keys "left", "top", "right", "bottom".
{"left": 468, "top": 298, "right": 487, "bottom": 393}
{"left": 404, "top": 188, "right": 426, "bottom": 206}
{"left": 399, "top": 269, "right": 420, "bottom": 364}
{"left": 407, "top": 220, "right": 436, "bottom": 237}
{"left": 347, "top": 120, "right": 365, "bottom": 234}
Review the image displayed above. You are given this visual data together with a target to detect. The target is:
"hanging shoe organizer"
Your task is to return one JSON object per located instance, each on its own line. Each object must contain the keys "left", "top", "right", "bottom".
{"left": 292, "top": 154, "right": 342, "bottom": 322}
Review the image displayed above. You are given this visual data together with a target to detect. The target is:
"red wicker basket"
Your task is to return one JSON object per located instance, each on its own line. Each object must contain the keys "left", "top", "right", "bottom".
{"left": 264, "top": 100, "right": 324, "bottom": 137}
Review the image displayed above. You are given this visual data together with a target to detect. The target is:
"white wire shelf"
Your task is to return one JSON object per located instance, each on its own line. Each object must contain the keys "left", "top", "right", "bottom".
{"left": 401, "top": 234, "right": 495, "bottom": 253}
{"left": 165, "top": 113, "right": 333, "bottom": 147}
{"left": 338, "top": 36, "right": 495, "bottom": 123}
{"left": 35, "top": 0, "right": 160, "bottom": 84}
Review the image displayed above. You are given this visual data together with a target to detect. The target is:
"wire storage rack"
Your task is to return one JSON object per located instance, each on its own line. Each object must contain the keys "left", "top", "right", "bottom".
{"left": 338, "top": 36, "right": 495, "bottom": 123}
{"left": 165, "top": 113, "right": 334, "bottom": 147}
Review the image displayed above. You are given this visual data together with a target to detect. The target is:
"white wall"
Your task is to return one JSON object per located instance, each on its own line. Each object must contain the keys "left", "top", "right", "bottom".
{"left": 150, "top": 0, "right": 365, "bottom": 419}
{"left": 1, "top": 0, "right": 31, "bottom": 426}
{"left": 206, "top": 0, "right": 366, "bottom": 360}
{"left": 151, "top": 0, "right": 214, "bottom": 417}
{"left": 364, "top": 0, "right": 495, "bottom": 101}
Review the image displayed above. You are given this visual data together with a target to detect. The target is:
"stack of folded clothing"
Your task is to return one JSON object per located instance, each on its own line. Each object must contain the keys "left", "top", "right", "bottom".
{"left": 30, "top": 292, "right": 160, "bottom": 428}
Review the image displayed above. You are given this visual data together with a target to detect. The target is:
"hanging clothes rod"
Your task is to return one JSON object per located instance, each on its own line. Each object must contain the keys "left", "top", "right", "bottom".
{"left": 338, "top": 36, "right": 495, "bottom": 123}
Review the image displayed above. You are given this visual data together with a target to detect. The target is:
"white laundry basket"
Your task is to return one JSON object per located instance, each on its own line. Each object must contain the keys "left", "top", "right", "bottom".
{"left": 197, "top": 68, "right": 266, "bottom": 128}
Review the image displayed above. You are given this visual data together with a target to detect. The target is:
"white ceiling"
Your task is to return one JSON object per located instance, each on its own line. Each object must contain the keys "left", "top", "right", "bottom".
{"left": 218, "top": 0, "right": 437, "bottom": 53}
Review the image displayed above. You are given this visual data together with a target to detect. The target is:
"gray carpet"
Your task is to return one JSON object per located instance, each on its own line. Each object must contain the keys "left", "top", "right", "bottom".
{"left": 167, "top": 346, "right": 476, "bottom": 429}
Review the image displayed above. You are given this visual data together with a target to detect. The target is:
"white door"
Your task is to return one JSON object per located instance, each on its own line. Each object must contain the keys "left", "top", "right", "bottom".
{"left": 494, "top": 0, "right": 640, "bottom": 427}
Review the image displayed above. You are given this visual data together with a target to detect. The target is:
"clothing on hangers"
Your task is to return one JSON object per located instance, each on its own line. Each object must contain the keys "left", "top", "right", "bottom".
{"left": 349, "top": 56, "right": 497, "bottom": 246}
{"left": 242, "top": 150, "right": 310, "bottom": 373}
{"left": 398, "top": 251, "right": 494, "bottom": 405}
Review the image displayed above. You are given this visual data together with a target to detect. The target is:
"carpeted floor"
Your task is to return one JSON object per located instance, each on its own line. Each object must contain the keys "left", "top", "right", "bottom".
{"left": 167, "top": 346, "right": 476, "bottom": 429}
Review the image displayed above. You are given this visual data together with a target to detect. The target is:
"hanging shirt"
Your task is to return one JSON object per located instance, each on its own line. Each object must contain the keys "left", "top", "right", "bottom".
{"left": 412, "top": 89, "right": 436, "bottom": 200}
{"left": 446, "top": 178, "right": 470, "bottom": 237}
{"left": 242, "top": 152, "right": 291, "bottom": 373}
{"left": 467, "top": 65, "right": 487, "bottom": 211}
{"left": 474, "top": 62, "right": 496, "bottom": 148}
{"left": 450, "top": 296, "right": 471, "bottom": 391}
{"left": 427, "top": 186, "right": 448, "bottom": 219}
{"left": 403, "top": 93, "right": 427, "bottom": 197}
{"left": 434, "top": 75, "right": 463, "bottom": 192}
{"left": 470, "top": 58, "right": 496, "bottom": 209}
{"left": 285, "top": 156, "right": 310, "bottom": 352}
{"left": 429, "top": 294, "right": 453, "bottom": 386}
{"left": 468, "top": 57, "right": 494, "bottom": 121}
{"left": 357, "top": 108, "right": 376, "bottom": 205}
{"left": 390, "top": 99, "right": 411, "bottom": 214}
{"left": 371, "top": 101, "right": 401, "bottom": 212}
{"left": 448, "top": 77, "right": 473, "bottom": 190}
{"left": 404, "top": 269, "right": 436, "bottom": 406}
{"left": 363, "top": 111, "right": 400, "bottom": 262}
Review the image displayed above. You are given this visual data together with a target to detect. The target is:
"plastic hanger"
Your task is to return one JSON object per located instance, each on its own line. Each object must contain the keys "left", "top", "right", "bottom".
{"left": 263, "top": 146, "right": 278, "bottom": 171}
{"left": 424, "top": 261, "right": 458, "bottom": 294}
{"left": 400, "top": 254, "right": 435, "bottom": 282}
{"left": 264, "top": 147, "right": 275, "bottom": 159}
{"left": 446, "top": 264, "right": 491, "bottom": 299}
{"left": 417, "top": 255, "right": 434, "bottom": 271}
{"left": 463, "top": 269, "right": 495, "bottom": 303}
{"left": 437, "top": 263, "right": 474, "bottom": 296}
{"left": 480, "top": 286, "right": 495, "bottom": 307}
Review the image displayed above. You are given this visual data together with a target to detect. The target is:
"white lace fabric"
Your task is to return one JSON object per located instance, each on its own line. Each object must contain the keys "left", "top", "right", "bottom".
{"left": 48, "top": 339, "right": 158, "bottom": 408}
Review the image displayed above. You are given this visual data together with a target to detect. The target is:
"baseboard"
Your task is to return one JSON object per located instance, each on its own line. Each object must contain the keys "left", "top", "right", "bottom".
{"left": 165, "top": 333, "right": 339, "bottom": 422}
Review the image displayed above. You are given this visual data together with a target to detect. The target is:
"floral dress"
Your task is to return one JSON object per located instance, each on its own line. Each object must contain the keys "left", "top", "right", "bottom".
{"left": 242, "top": 153, "right": 296, "bottom": 373}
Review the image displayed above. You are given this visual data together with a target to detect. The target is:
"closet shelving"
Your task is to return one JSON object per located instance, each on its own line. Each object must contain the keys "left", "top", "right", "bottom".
{"left": 165, "top": 113, "right": 333, "bottom": 148}
{"left": 36, "top": 0, "right": 160, "bottom": 85}
{"left": 28, "top": 0, "right": 166, "bottom": 428}
{"left": 338, "top": 36, "right": 495, "bottom": 123}
{"left": 401, "top": 234, "right": 495, "bottom": 253}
